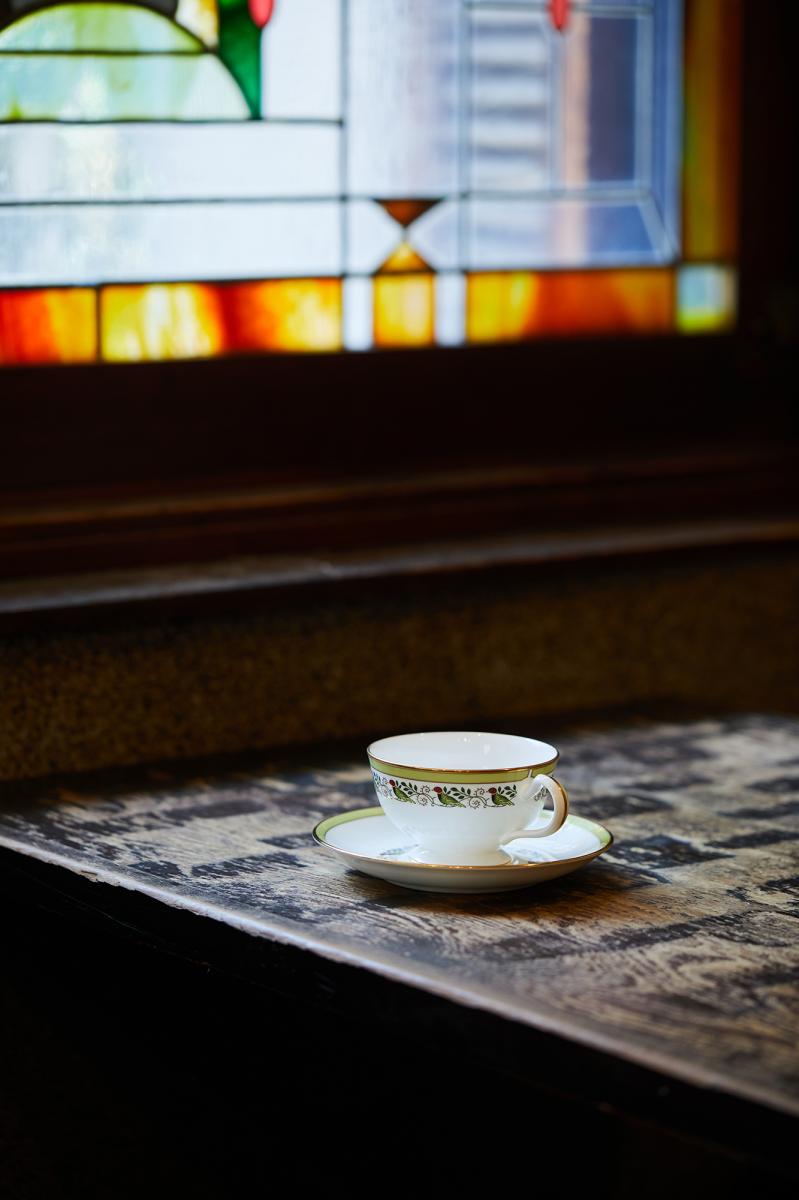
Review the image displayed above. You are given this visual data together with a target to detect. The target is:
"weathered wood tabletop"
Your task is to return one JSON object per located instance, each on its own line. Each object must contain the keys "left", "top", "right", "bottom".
{"left": 1, "top": 714, "right": 797, "bottom": 1120}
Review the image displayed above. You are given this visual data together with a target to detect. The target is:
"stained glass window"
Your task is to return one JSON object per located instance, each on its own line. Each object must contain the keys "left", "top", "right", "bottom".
{"left": 0, "top": 0, "right": 741, "bottom": 364}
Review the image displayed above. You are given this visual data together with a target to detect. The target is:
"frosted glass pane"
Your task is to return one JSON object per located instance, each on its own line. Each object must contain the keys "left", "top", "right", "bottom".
{"left": 470, "top": 9, "right": 552, "bottom": 191}
{"left": 652, "top": 0, "right": 681, "bottom": 252}
{"left": 0, "top": 201, "right": 342, "bottom": 285}
{"left": 411, "top": 201, "right": 460, "bottom": 272}
{"left": 0, "top": 56, "right": 249, "bottom": 120}
{"left": 435, "top": 272, "right": 465, "bottom": 346}
{"left": 586, "top": 17, "right": 640, "bottom": 183}
{"left": 0, "top": 124, "right": 340, "bottom": 201}
{"left": 347, "top": 0, "right": 460, "bottom": 197}
{"left": 473, "top": 2, "right": 648, "bottom": 7}
{"left": 343, "top": 276, "right": 372, "bottom": 350}
{"left": 468, "top": 198, "right": 666, "bottom": 269}
{"left": 677, "top": 265, "right": 736, "bottom": 333}
{"left": 346, "top": 201, "right": 398, "bottom": 274}
{"left": 0, "top": 3, "right": 200, "bottom": 50}
{"left": 262, "top": 0, "right": 340, "bottom": 119}
{"left": 557, "top": 12, "right": 642, "bottom": 188}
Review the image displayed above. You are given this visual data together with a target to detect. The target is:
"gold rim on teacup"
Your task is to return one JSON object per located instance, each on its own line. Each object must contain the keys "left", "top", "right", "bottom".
{"left": 367, "top": 732, "right": 558, "bottom": 785}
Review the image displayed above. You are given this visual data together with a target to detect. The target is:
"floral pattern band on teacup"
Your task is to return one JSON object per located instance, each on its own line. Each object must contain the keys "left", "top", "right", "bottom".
{"left": 369, "top": 769, "right": 549, "bottom": 810}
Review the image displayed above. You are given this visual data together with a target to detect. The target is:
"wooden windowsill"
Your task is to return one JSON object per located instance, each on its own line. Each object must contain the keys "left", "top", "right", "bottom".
{"left": 2, "top": 433, "right": 798, "bottom": 595}
{"left": 1, "top": 512, "right": 798, "bottom": 633}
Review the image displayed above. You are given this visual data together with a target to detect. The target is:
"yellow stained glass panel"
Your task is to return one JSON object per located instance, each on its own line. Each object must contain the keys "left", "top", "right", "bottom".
{"left": 101, "top": 284, "right": 224, "bottom": 361}
{"left": 373, "top": 275, "right": 435, "bottom": 348}
{"left": 101, "top": 279, "right": 341, "bottom": 361}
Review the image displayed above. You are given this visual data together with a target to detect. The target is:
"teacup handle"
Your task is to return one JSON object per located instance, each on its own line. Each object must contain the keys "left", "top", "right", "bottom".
{"left": 503, "top": 774, "right": 569, "bottom": 842}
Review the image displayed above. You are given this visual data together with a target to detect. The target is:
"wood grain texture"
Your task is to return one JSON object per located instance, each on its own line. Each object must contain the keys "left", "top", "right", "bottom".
{"left": 2, "top": 517, "right": 799, "bottom": 633}
{"left": 0, "top": 714, "right": 797, "bottom": 1117}
{"left": 2, "top": 441, "right": 797, "bottom": 579}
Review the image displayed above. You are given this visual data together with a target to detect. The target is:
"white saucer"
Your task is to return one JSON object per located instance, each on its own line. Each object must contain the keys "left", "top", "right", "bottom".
{"left": 313, "top": 806, "right": 613, "bottom": 893}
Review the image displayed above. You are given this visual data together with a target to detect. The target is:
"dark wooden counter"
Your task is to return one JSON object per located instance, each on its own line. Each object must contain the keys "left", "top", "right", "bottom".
{"left": 1, "top": 713, "right": 797, "bottom": 1194}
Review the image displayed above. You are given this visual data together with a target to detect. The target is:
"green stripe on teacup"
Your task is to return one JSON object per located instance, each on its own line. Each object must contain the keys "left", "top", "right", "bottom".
{"left": 368, "top": 756, "right": 558, "bottom": 784}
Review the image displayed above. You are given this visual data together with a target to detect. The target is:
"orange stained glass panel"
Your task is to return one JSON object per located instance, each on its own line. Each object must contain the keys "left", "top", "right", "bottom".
{"left": 101, "top": 279, "right": 341, "bottom": 361}
{"left": 467, "top": 269, "right": 675, "bottom": 342}
{"left": 0, "top": 288, "right": 96, "bottom": 364}
{"left": 373, "top": 274, "right": 435, "bottom": 348}
{"left": 683, "top": 0, "right": 742, "bottom": 260}
{"left": 219, "top": 279, "right": 341, "bottom": 353}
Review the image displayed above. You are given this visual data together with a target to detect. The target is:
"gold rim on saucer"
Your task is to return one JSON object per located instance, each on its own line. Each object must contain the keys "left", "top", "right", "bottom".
{"left": 313, "top": 806, "right": 613, "bottom": 871}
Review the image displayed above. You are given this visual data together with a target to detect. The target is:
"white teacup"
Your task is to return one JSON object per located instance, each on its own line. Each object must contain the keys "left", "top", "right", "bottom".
{"left": 368, "top": 731, "right": 568, "bottom": 866}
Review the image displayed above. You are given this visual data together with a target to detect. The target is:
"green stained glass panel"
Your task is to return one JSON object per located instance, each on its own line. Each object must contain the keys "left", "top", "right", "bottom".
{"left": 218, "top": 0, "right": 260, "bottom": 115}
{"left": 0, "top": 3, "right": 201, "bottom": 51}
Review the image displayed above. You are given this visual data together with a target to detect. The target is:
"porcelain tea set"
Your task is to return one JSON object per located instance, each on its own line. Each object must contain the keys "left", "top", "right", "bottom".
{"left": 314, "top": 731, "right": 612, "bottom": 893}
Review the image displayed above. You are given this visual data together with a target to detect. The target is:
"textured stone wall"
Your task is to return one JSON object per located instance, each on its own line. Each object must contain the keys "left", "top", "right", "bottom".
{"left": 1, "top": 549, "right": 798, "bottom": 780}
